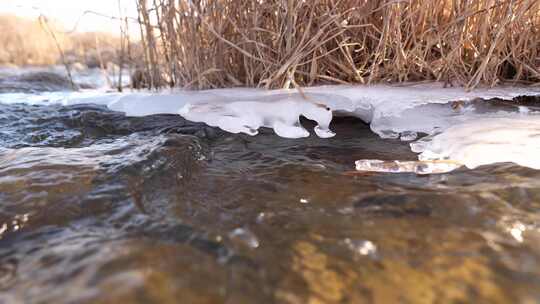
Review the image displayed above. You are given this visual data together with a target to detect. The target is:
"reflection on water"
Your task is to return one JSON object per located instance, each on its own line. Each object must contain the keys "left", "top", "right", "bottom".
{"left": 1, "top": 100, "right": 540, "bottom": 303}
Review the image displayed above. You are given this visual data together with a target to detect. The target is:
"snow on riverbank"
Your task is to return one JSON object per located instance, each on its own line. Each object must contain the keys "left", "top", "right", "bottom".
{"left": 0, "top": 82, "right": 539, "bottom": 172}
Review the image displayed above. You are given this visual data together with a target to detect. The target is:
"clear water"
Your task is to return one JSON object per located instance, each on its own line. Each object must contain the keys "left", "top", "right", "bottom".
{"left": 1, "top": 74, "right": 540, "bottom": 303}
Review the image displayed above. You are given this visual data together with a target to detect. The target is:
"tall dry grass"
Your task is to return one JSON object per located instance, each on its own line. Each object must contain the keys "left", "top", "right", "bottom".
{"left": 136, "top": 0, "right": 540, "bottom": 90}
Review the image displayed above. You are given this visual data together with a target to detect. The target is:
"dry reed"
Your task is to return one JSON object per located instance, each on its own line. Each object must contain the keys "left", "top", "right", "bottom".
{"left": 136, "top": 0, "right": 540, "bottom": 90}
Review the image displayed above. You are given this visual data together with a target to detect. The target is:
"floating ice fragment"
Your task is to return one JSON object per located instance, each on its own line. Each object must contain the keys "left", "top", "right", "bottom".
{"left": 355, "top": 159, "right": 462, "bottom": 174}
{"left": 229, "top": 228, "right": 260, "bottom": 249}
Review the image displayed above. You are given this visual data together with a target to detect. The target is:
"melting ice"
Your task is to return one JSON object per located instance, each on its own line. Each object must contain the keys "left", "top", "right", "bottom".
{"left": 178, "top": 96, "right": 335, "bottom": 138}
{"left": 354, "top": 159, "right": 463, "bottom": 175}
{"left": 0, "top": 82, "right": 539, "bottom": 172}
{"left": 413, "top": 116, "right": 540, "bottom": 170}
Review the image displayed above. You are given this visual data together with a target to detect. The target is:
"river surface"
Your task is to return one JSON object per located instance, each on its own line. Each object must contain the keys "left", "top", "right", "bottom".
{"left": 1, "top": 71, "right": 540, "bottom": 303}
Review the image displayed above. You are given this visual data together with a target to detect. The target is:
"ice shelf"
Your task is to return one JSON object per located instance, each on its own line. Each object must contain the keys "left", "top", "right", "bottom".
{"left": 1, "top": 82, "right": 539, "bottom": 171}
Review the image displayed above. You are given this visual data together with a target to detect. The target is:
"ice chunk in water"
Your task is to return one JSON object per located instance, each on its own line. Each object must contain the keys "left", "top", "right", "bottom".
{"left": 355, "top": 159, "right": 462, "bottom": 174}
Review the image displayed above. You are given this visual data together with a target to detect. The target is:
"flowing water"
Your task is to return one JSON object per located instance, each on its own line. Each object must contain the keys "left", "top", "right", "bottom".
{"left": 1, "top": 72, "right": 540, "bottom": 304}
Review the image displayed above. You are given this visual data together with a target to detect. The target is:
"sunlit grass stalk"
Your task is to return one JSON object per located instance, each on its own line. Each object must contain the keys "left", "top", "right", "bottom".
{"left": 38, "top": 15, "right": 76, "bottom": 90}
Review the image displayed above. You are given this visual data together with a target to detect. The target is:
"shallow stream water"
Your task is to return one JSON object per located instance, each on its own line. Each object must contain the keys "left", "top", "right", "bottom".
{"left": 1, "top": 72, "right": 540, "bottom": 303}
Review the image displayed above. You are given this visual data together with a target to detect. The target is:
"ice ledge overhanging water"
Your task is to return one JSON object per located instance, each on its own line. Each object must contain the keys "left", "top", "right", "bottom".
{"left": 1, "top": 82, "right": 539, "bottom": 171}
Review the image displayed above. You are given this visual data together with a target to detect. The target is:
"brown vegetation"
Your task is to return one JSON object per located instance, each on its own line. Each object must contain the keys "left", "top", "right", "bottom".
{"left": 0, "top": 14, "right": 64, "bottom": 66}
{"left": 0, "top": 14, "right": 140, "bottom": 69}
{"left": 136, "top": 0, "right": 540, "bottom": 90}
